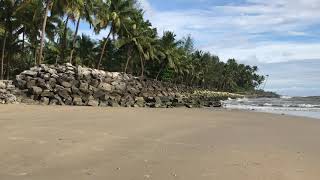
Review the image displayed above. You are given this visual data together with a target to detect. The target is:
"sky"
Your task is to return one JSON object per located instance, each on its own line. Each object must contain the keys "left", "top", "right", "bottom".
{"left": 80, "top": 0, "right": 320, "bottom": 96}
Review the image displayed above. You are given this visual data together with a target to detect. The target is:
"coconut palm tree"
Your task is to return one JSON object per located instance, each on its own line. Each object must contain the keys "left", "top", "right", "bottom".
{"left": 69, "top": 0, "right": 96, "bottom": 64}
{"left": 95, "top": 0, "right": 136, "bottom": 70}
{"left": 38, "top": 0, "right": 53, "bottom": 65}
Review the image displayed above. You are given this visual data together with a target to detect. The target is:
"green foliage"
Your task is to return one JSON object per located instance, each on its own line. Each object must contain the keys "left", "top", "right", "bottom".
{"left": 0, "top": 0, "right": 265, "bottom": 92}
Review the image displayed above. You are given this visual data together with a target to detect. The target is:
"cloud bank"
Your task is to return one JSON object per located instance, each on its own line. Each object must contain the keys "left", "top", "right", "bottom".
{"left": 140, "top": 0, "right": 320, "bottom": 64}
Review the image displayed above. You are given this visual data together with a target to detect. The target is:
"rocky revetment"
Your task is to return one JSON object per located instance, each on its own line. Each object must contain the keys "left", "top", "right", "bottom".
{"left": 0, "top": 63, "right": 242, "bottom": 108}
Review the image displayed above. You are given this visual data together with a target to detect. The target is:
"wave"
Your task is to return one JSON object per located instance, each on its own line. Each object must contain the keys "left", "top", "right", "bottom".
{"left": 280, "top": 96, "right": 292, "bottom": 99}
{"left": 224, "top": 104, "right": 320, "bottom": 112}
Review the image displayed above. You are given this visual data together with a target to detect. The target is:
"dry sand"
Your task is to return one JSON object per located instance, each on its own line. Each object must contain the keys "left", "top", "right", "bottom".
{"left": 0, "top": 105, "right": 319, "bottom": 180}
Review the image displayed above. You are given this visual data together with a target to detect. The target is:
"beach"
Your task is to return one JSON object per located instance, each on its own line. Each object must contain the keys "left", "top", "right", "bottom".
{"left": 0, "top": 105, "right": 320, "bottom": 180}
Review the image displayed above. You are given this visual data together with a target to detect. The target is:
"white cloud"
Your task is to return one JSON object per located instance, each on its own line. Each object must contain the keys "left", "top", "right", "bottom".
{"left": 139, "top": 0, "right": 320, "bottom": 63}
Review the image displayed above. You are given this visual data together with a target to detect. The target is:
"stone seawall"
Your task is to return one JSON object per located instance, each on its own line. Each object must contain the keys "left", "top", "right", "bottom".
{"left": 0, "top": 63, "right": 231, "bottom": 108}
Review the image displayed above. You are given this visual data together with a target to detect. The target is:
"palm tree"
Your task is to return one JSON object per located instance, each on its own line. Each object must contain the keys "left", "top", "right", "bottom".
{"left": 95, "top": 0, "right": 136, "bottom": 70}
{"left": 0, "top": 0, "right": 32, "bottom": 79}
{"left": 0, "top": 28, "right": 7, "bottom": 80}
{"left": 69, "top": 0, "right": 95, "bottom": 64}
{"left": 38, "top": 0, "right": 53, "bottom": 65}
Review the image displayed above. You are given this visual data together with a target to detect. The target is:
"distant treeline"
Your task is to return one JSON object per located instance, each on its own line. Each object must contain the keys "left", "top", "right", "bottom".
{"left": 0, "top": 0, "right": 265, "bottom": 92}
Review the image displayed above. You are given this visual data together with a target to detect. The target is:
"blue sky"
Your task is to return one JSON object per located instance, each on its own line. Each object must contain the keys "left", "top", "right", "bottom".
{"left": 80, "top": 0, "right": 320, "bottom": 96}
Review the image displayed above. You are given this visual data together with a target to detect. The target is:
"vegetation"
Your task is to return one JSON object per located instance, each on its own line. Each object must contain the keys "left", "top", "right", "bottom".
{"left": 0, "top": 0, "right": 265, "bottom": 93}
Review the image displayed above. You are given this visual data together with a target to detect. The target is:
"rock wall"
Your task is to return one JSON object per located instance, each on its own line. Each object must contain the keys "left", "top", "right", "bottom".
{"left": 1, "top": 63, "right": 223, "bottom": 108}
{"left": 0, "top": 81, "right": 17, "bottom": 104}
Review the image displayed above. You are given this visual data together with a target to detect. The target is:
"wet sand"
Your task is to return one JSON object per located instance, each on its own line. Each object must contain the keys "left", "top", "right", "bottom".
{"left": 0, "top": 105, "right": 319, "bottom": 180}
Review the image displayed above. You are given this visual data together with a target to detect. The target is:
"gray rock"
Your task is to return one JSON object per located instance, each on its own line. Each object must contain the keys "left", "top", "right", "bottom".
{"left": 41, "top": 90, "right": 54, "bottom": 97}
{"left": 71, "top": 86, "right": 80, "bottom": 94}
{"left": 109, "top": 100, "right": 120, "bottom": 107}
{"left": 98, "top": 83, "right": 113, "bottom": 92}
{"left": 93, "top": 89, "right": 106, "bottom": 99}
{"left": 40, "top": 97, "right": 50, "bottom": 105}
{"left": 36, "top": 78, "right": 47, "bottom": 88}
{"left": 30, "top": 86, "right": 43, "bottom": 95}
{"left": 73, "top": 95, "right": 83, "bottom": 106}
{"left": 57, "top": 88, "right": 71, "bottom": 100}
{"left": 79, "top": 82, "right": 89, "bottom": 93}
{"left": 135, "top": 97, "right": 145, "bottom": 107}
{"left": 154, "top": 97, "right": 162, "bottom": 108}
{"left": 61, "top": 81, "right": 72, "bottom": 88}
{"left": 22, "top": 70, "right": 38, "bottom": 77}
{"left": 112, "top": 81, "right": 126, "bottom": 92}
{"left": 53, "top": 95, "right": 65, "bottom": 105}
{"left": 0, "top": 81, "right": 6, "bottom": 89}
{"left": 87, "top": 96, "right": 99, "bottom": 106}
{"left": 27, "top": 79, "right": 36, "bottom": 89}
{"left": 49, "top": 99, "right": 59, "bottom": 105}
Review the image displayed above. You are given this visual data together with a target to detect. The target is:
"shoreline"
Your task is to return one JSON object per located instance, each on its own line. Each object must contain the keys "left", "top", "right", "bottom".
{"left": 1, "top": 105, "right": 320, "bottom": 179}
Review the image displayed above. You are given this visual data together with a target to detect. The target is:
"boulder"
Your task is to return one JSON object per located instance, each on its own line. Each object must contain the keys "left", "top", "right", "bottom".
{"left": 79, "top": 82, "right": 89, "bottom": 93}
{"left": 41, "top": 90, "right": 54, "bottom": 97}
{"left": 22, "top": 70, "right": 38, "bottom": 77}
{"left": 30, "top": 86, "right": 43, "bottom": 95}
{"left": 0, "top": 81, "right": 6, "bottom": 89}
{"left": 61, "top": 81, "right": 72, "bottom": 88}
{"left": 98, "top": 83, "right": 113, "bottom": 92}
{"left": 57, "top": 88, "right": 71, "bottom": 100}
{"left": 135, "top": 97, "right": 145, "bottom": 107}
{"left": 87, "top": 96, "right": 99, "bottom": 106}
{"left": 40, "top": 97, "right": 50, "bottom": 105}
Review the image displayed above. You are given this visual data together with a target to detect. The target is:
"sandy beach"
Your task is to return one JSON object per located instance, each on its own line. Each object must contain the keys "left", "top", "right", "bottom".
{"left": 0, "top": 105, "right": 319, "bottom": 180}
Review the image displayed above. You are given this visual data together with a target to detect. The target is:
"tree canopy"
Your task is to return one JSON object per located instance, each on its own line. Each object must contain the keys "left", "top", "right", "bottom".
{"left": 0, "top": 0, "right": 265, "bottom": 92}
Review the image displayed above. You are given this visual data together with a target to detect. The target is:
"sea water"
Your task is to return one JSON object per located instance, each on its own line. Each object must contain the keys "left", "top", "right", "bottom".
{"left": 223, "top": 96, "right": 320, "bottom": 119}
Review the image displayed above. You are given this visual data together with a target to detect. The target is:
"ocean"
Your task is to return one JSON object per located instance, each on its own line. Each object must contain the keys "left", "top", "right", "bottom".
{"left": 223, "top": 96, "right": 320, "bottom": 119}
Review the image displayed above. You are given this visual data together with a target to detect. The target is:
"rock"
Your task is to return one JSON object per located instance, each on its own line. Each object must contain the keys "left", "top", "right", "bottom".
{"left": 112, "top": 81, "right": 126, "bottom": 92}
{"left": 36, "top": 78, "right": 47, "bottom": 88}
{"left": 71, "top": 86, "right": 80, "bottom": 94}
{"left": 79, "top": 82, "right": 89, "bottom": 93}
{"left": 22, "top": 70, "right": 38, "bottom": 77}
{"left": 154, "top": 97, "right": 162, "bottom": 108}
{"left": 49, "top": 99, "right": 59, "bottom": 105}
{"left": 92, "top": 69, "right": 106, "bottom": 79}
{"left": 87, "top": 96, "right": 99, "bottom": 106}
{"left": 0, "top": 81, "right": 6, "bottom": 89}
{"left": 47, "top": 68, "right": 57, "bottom": 75}
{"left": 109, "top": 100, "right": 120, "bottom": 107}
{"left": 57, "top": 88, "right": 71, "bottom": 100}
{"left": 186, "top": 104, "right": 193, "bottom": 108}
{"left": 98, "top": 83, "right": 113, "bottom": 92}
{"left": 27, "top": 79, "right": 36, "bottom": 89}
{"left": 0, "top": 93, "right": 17, "bottom": 104}
{"left": 53, "top": 95, "right": 65, "bottom": 105}
{"left": 30, "top": 86, "right": 43, "bottom": 95}
{"left": 77, "top": 66, "right": 91, "bottom": 80}
{"left": 99, "top": 101, "right": 109, "bottom": 107}
{"left": 43, "top": 73, "right": 51, "bottom": 80}
{"left": 40, "top": 97, "right": 50, "bottom": 105}
{"left": 135, "top": 97, "right": 145, "bottom": 107}
{"left": 41, "top": 90, "right": 54, "bottom": 97}
{"left": 61, "top": 81, "right": 72, "bottom": 88}
{"left": 93, "top": 89, "right": 106, "bottom": 99}
{"left": 72, "top": 95, "right": 83, "bottom": 106}
{"left": 48, "top": 78, "right": 57, "bottom": 88}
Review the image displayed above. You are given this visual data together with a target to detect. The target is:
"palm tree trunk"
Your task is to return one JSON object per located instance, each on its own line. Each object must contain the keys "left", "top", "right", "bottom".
{"left": 139, "top": 54, "right": 144, "bottom": 77}
{"left": 38, "top": 0, "right": 52, "bottom": 65}
{"left": 156, "top": 65, "right": 164, "bottom": 80}
{"left": 69, "top": 16, "right": 80, "bottom": 64}
{"left": 1, "top": 31, "right": 7, "bottom": 80}
{"left": 124, "top": 46, "right": 132, "bottom": 73}
{"left": 6, "top": 53, "right": 10, "bottom": 80}
{"left": 97, "top": 28, "right": 112, "bottom": 70}
{"left": 59, "top": 16, "right": 69, "bottom": 64}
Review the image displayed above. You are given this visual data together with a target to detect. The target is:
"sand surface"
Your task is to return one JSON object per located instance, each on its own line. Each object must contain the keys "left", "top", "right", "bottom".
{"left": 0, "top": 105, "right": 319, "bottom": 180}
